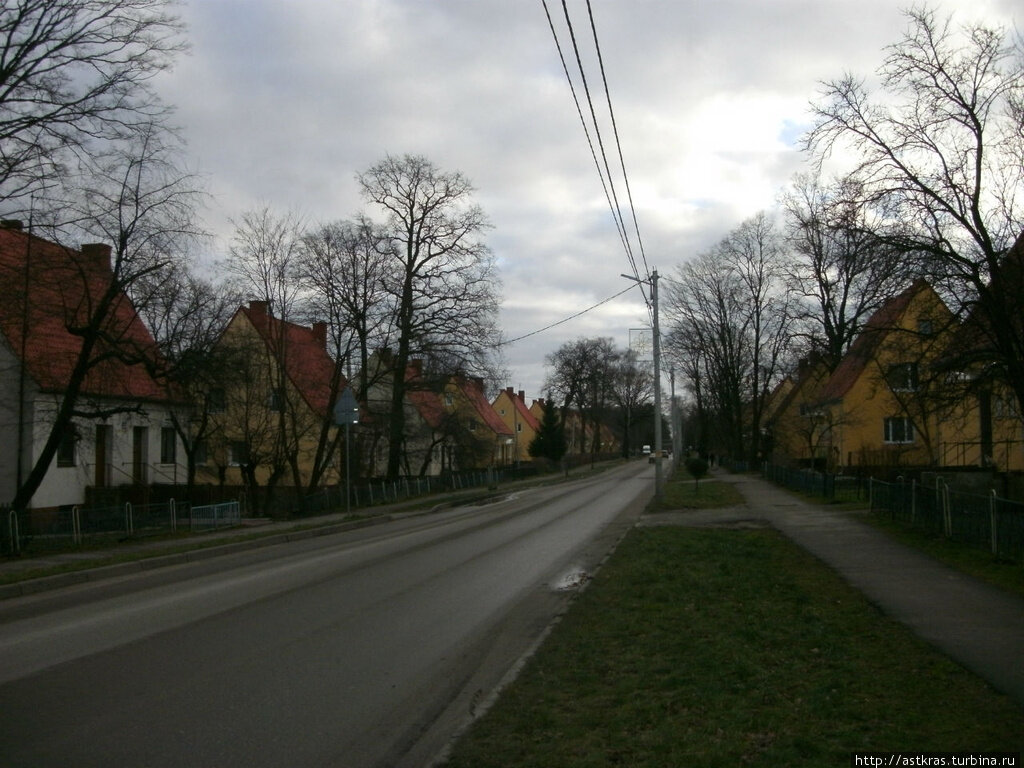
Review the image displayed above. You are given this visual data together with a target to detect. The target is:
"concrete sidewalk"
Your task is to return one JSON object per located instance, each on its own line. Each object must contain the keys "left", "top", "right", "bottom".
{"left": 645, "top": 470, "right": 1024, "bottom": 707}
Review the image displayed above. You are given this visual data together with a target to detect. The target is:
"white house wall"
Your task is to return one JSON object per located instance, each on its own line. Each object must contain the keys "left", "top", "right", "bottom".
{"left": 28, "top": 394, "right": 187, "bottom": 510}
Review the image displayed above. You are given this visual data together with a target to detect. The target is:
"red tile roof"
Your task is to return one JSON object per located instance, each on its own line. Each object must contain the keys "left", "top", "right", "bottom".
{"left": 500, "top": 387, "right": 541, "bottom": 431}
{"left": 0, "top": 225, "right": 171, "bottom": 402}
{"left": 454, "top": 376, "right": 513, "bottom": 436}
{"left": 238, "top": 301, "right": 343, "bottom": 417}
{"left": 405, "top": 364, "right": 446, "bottom": 429}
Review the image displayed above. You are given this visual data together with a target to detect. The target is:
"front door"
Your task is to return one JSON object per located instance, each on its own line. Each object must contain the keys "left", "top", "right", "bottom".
{"left": 94, "top": 424, "right": 111, "bottom": 487}
{"left": 132, "top": 426, "right": 148, "bottom": 484}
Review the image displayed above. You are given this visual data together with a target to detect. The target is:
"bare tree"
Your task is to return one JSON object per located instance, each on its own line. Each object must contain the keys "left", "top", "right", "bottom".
{"left": 135, "top": 268, "right": 240, "bottom": 496}
{"left": 609, "top": 347, "right": 653, "bottom": 458}
{"left": 299, "top": 216, "right": 394, "bottom": 400}
{"left": 7, "top": 123, "right": 201, "bottom": 512}
{"left": 665, "top": 213, "right": 794, "bottom": 463}
{"left": 783, "top": 172, "right": 912, "bottom": 372}
{"left": 358, "top": 154, "right": 501, "bottom": 480}
{"left": 805, "top": 6, "right": 1024, "bottom": 411}
{"left": 0, "top": 0, "right": 185, "bottom": 205}
{"left": 543, "top": 337, "right": 619, "bottom": 460}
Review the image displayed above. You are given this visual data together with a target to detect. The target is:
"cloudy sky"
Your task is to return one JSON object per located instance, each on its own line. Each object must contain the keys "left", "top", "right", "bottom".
{"left": 157, "top": 0, "right": 1020, "bottom": 399}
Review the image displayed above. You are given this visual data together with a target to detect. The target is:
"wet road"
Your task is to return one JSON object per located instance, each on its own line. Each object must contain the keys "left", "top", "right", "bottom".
{"left": 0, "top": 462, "right": 652, "bottom": 767}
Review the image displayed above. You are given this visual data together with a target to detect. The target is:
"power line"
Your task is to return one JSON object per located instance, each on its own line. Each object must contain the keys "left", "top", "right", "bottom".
{"left": 541, "top": 0, "right": 651, "bottom": 311}
{"left": 586, "top": 0, "right": 650, "bottom": 282}
{"left": 541, "top": 1, "right": 643, "bottom": 297}
{"left": 558, "top": 0, "right": 641, "bottom": 286}
{"left": 499, "top": 283, "right": 639, "bottom": 346}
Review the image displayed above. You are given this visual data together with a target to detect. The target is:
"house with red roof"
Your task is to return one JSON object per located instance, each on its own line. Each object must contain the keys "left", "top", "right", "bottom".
{"left": 202, "top": 300, "right": 346, "bottom": 497}
{"left": 0, "top": 221, "right": 186, "bottom": 510}
{"left": 442, "top": 375, "right": 514, "bottom": 469}
{"left": 762, "top": 352, "right": 833, "bottom": 468}
{"left": 810, "top": 279, "right": 957, "bottom": 470}
{"left": 359, "top": 353, "right": 455, "bottom": 477}
{"left": 492, "top": 387, "right": 541, "bottom": 465}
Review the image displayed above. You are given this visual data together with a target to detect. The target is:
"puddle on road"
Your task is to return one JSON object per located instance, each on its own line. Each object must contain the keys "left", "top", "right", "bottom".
{"left": 551, "top": 567, "right": 589, "bottom": 591}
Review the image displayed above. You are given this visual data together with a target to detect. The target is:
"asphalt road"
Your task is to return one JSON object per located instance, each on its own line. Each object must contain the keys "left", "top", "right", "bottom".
{"left": 0, "top": 461, "right": 653, "bottom": 768}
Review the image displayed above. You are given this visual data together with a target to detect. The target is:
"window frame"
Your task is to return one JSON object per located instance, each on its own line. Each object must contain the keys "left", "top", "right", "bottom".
{"left": 883, "top": 416, "right": 915, "bottom": 444}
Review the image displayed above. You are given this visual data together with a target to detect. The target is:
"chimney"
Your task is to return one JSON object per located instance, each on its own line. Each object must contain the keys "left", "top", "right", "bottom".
{"left": 518, "top": 390, "right": 525, "bottom": 402}
{"left": 1, "top": 220, "right": 23, "bottom": 230}
{"left": 249, "top": 300, "right": 269, "bottom": 317}
{"left": 409, "top": 359, "right": 423, "bottom": 376}
{"left": 81, "top": 243, "right": 112, "bottom": 270}
{"left": 505, "top": 386, "right": 514, "bottom": 397}
{"left": 311, "top": 321, "right": 327, "bottom": 347}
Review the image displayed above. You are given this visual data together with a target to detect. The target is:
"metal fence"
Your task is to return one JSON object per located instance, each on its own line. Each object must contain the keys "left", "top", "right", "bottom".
{"left": 190, "top": 501, "right": 241, "bottom": 531}
{"left": 1, "top": 466, "right": 528, "bottom": 554}
{"left": 761, "top": 463, "right": 869, "bottom": 503}
{"left": 1, "top": 499, "right": 194, "bottom": 555}
{"left": 869, "top": 478, "right": 1024, "bottom": 561}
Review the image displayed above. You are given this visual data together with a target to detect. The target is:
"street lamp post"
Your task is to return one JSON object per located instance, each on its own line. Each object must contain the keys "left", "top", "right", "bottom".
{"left": 622, "top": 270, "right": 664, "bottom": 502}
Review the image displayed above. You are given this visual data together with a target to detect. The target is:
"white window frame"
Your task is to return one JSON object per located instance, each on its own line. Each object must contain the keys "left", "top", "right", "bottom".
{"left": 883, "top": 416, "right": 915, "bottom": 444}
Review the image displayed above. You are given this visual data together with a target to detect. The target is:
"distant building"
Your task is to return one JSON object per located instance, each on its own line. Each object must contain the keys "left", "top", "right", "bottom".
{"left": 492, "top": 387, "right": 540, "bottom": 464}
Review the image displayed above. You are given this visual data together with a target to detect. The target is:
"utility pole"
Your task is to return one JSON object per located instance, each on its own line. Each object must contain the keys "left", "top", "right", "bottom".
{"left": 623, "top": 270, "right": 664, "bottom": 502}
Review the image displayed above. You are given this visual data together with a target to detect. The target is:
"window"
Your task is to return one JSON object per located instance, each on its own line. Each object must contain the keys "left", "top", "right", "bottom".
{"left": 160, "top": 427, "right": 177, "bottom": 464}
{"left": 884, "top": 417, "right": 915, "bottom": 444}
{"left": 194, "top": 440, "right": 208, "bottom": 466}
{"left": 267, "top": 388, "right": 284, "bottom": 411}
{"left": 517, "top": 422, "right": 523, "bottom": 433}
{"left": 444, "top": 392, "right": 454, "bottom": 407}
{"left": 994, "top": 394, "right": 1020, "bottom": 421}
{"left": 886, "top": 362, "right": 919, "bottom": 392}
{"left": 917, "top": 318, "right": 933, "bottom": 336}
{"left": 207, "top": 388, "right": 226, "bottom": 413}
{"left": 57, "top": 425, "right": 76, "bottom": 467}
{"left": 229, "top": 441, "right": 249, "bottom": 466}
{"left": 468, "top": 418, "right": 477, "bottom": 432}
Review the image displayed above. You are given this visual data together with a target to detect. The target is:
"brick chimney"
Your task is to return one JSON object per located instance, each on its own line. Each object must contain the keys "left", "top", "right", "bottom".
{"left": 81, "top": 243, "right": 112, "bottom": 270}
{"left": 248, "top": 300, "right": 269, "bottom": 317}
{"left": 311, "top": 321, "right": 327, "bottom": 347}
{"left": 1, "top": 220, "right": 23, "bottom": 230}
{"left": 518, "top": 390, "right": 525, "bottom": 402}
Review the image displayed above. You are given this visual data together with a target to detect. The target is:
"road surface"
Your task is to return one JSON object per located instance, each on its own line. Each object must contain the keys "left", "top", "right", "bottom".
{"left": 0, "top": 461, "right": 652, "bottom": 767}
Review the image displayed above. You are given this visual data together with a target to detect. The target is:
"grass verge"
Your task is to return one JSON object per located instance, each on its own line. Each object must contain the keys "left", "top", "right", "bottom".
{"left": 443, "top": 526, "right": 1023, "bottom": 767}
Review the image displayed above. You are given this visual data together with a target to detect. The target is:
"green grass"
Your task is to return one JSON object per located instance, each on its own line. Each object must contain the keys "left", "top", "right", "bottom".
{"left": 444, "top": 527, "right": 1023, "bottom": 767}
{"left": 659, "top": 476, "right": 746, "bottom": 510}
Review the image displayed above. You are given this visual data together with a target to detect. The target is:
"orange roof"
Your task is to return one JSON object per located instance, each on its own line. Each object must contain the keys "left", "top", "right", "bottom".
{"left": 454, "top": 376, "right": 513, "bottom": 436}
{"left": 239, "top": 301, "right": 343, "bottom": 417}
{"left": 499, "top": 387, "right": 541, "bottom": 431}
{"left": 0, "top": 225, "right": 171, "bottom": 402}
{"left": 405, "top": 363, "right": 446, "bottom": 428}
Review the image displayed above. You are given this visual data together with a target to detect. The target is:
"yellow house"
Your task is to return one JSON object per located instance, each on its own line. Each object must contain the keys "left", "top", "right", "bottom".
{"left": 202, "top": 301, "right": 344, "bottom": 492}
{"left": 814, "top": 280, "right": 957, "bottom": 470}
{"left": 492, "top": 387, "right": 541, "bottom": 464}
{"left": 764, "top": 353, "right": 832, "bottom": 468}
{"left": 440, "top": 376, "right": 514, "bottom": 469}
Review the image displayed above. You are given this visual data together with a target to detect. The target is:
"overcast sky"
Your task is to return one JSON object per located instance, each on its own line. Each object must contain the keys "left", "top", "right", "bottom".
{"left": 157, "top": 0, "right": 1020, "bottom": 399}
